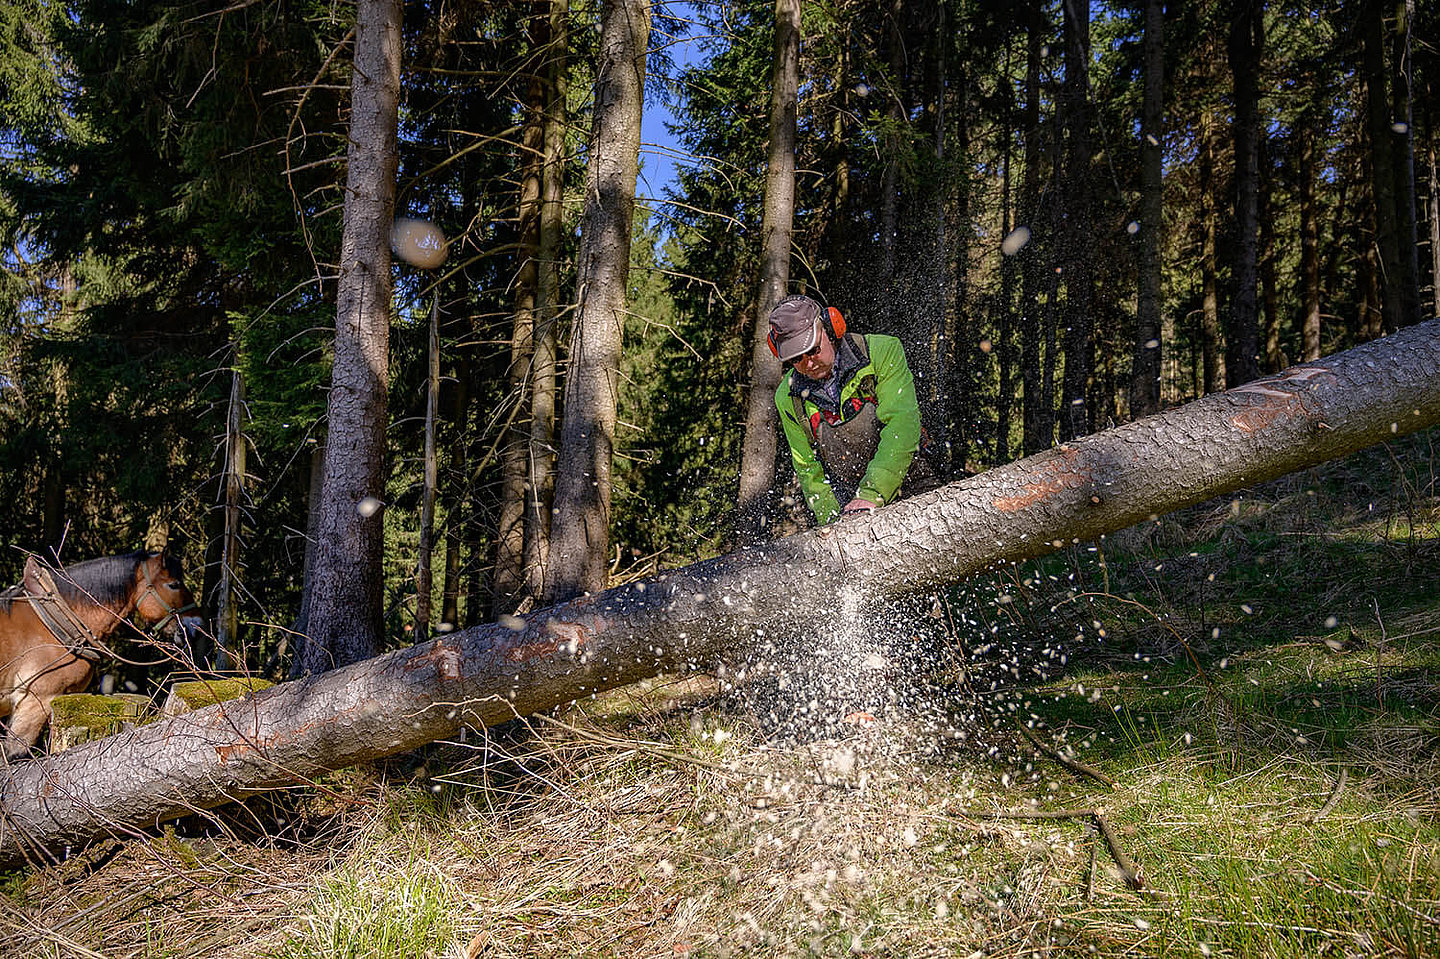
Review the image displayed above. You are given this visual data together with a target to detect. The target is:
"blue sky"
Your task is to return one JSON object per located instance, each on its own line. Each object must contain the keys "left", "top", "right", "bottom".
{"left": 637, "top": 10, "right": 709, "bottom": 203}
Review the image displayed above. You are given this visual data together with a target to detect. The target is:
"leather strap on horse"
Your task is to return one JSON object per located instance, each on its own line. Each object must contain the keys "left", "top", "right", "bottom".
{"left": 23, "top": 565, "right": 116, "bottom": 664}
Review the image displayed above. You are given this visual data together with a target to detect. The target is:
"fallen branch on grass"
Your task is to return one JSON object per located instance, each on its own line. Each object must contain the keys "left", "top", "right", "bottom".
{"left": 1016, "top": 723, "right": 1116, "bottom": 789}
{"left": 1311, "top": 768, "right": 1348, "bottom": 823}
{"left": 951, "top": 806, "right": 1144, "bottom": 890}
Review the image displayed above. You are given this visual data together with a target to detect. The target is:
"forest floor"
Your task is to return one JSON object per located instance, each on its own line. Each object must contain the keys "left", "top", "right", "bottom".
{"left": 3, "top": 429, "right": 1439, "bottom": 959}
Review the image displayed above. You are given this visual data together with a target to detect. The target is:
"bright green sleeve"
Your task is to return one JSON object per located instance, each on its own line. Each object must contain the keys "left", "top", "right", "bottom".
{"left": 854, "top": 335, "right": 920, "bottom": 507}
{"left": 775, "top": 376, "right": 840, "bottom": 524}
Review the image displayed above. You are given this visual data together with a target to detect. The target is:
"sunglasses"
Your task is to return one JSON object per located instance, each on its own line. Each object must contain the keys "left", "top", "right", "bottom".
{"left": 788, "top": 340, "right": 823, "bottom": 365}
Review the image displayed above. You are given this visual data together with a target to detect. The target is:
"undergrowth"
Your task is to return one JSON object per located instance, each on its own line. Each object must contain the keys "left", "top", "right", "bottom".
{"left": 2, "top": 429, "right": 1437, "bottom": 958}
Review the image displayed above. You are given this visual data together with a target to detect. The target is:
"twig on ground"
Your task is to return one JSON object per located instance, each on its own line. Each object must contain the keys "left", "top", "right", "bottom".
{"left": 1016, "top": 723, "right": 1116, "bottom": 789}
{"left": 1311, "top": 767, "right": 1348, "bottom": 823}
{"left": 951, "top": 805, "right": 1144, "bottom": 891}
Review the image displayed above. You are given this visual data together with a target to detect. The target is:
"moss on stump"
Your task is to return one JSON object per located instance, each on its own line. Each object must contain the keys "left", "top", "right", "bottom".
{"left": 48, "top": 693, "right": 154, "bottom": 752}
{"left": 161, "top": 678, "right": 275, "bottom": 718}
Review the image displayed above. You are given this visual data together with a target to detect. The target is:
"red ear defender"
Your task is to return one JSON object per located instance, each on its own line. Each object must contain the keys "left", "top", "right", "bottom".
{"left": 826, "top": 307, "right": 846, "bottom": 339}
{"left": 767, "top": 327, "right": 781, "bottom": 358}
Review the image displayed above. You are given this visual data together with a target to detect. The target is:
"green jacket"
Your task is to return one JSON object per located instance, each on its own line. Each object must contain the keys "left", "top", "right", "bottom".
{"left": 774, "top": 333, "right": 921, "bottom": 524}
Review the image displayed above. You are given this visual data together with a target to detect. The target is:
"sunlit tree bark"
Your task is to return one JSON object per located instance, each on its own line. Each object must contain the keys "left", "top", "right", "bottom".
{"left": 544, "top": 0, "right": 649, "bottom": 603}
{"left": 293, "top": 0, "right": 402, "bottom": 674}
{"left": 525, "top": 0, "right": 569, "bottom": 603}
{"left": 736, "top": 0, "right": 800, "bottom": 540}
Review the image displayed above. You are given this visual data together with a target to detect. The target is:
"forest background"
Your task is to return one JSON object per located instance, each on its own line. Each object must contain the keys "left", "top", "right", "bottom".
{"left": 1, "top": 0, "right": 1436, "bottom": 677}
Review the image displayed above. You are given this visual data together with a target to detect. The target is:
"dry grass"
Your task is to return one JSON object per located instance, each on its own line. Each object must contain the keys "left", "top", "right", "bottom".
{"left": 5, "top": 652, "right": 1437, "bottom": 959}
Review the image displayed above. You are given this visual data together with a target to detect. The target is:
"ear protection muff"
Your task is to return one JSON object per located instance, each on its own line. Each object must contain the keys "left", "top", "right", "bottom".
{"left": 767, "top": 325, "right": 781, "bottom": 359}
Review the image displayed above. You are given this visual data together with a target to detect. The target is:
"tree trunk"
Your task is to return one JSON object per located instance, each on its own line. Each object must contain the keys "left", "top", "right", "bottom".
{"left": 1361, "top": 1, "right": 1420, "bottom": 331}
{"left": 543, "top": 0, "right": 649, "bottom": 604}
{"left": 1226, "top": 0, "right": 1263, "bottom": 386}
{"left": 1019, "top": 20, "right": 1050, "bottom": 455}
{"left": 293, "top": 0, "right": 402, "bottom": 674}
{"left": 1129, "top": 0, "right": 1164, "bottom": 420}
{"left": 524, "top": 0, "right": 569, "bottom": 603}
{"left": 216, "top": 368, "right": 247, "bottom": 671}
{"left": 1059, "top": 0, "right": 1094, "bottom": 441}
{"left": 996, "top": 41, "right": 1016, "bottom": 463}
{"left": 735, "top": 0, "right": 800, "bottom": 541}
{"left": 1199, "top": 107, "right": 1226, "bottom": 394}
{"left": 6, "top": 318, "right": 1440, "bottom": 869}
{"left": 876, "top": 0, "right": 905, "bottom": 303}
{"left": 1429, "top": 118, "right": 1440, "bottom": 319}
{"left": 416, "top": 295, "right": 440, "bottom": 636}
{"left": 1388, "top": 0, "right": 1421, "bottom": 327}
{"left": 1259, "top": 149, "right": 1282, "bottom": 371}
{"left": 1299, "top": 121, "right": 1323, "bottom": 361}
{"left": 492, "top": 15, "right": 547, "bottom": 616}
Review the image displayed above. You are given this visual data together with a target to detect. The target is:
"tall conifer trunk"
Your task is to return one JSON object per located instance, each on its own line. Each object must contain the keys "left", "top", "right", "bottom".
{"left": 1226, "top": 0, "right": 1263, "bottom": 386}
{"left": 295, "top": 0, "right": 402, "bottom": 674}
{"left": 1019, "top": 19, "right": 1051, "bottom": 455}
{"left": 1299, "top": 122, "right": 1323, "bottom": 361}
{"left": 736, "top": 0, "right": 800, "bottom": 541}
{"left": 1199, "top": 106, "right": 1226, "bottom": 395}
{"left": 1129, "top": 0, "right": 1163, "bottom": 419}
{"left": 1361, "top": 2, "right": 1420, "bottom": 331}
{"left": 524, "top": 0, "right": 568, "bottom": 603}
{"left": 492, "top": 10, "right": 548, "bottom": 616}
{"left": 1059, "top": 0, "right": 1094, "bottom": 440}
{"left": 544, "top": 0, "right": 649, "bottom": 603}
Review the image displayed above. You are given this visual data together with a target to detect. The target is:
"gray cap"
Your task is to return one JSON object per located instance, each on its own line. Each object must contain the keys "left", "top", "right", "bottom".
{"left": 768, "top": 295, "right": 822, "bottom": 361}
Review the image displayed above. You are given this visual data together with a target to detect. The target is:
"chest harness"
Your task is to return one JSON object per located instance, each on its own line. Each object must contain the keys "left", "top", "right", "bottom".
{"left": 790, "top": 334, "right": 884, "bottom": 499}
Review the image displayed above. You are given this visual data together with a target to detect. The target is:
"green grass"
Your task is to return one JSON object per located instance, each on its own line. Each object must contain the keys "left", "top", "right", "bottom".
{"left": 268, "top": 841, "right": 462, "bottom": 959}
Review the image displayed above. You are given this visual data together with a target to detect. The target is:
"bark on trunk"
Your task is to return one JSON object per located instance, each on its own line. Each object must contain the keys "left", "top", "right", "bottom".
{"left": 1059, "top": 0, "right": 1094, "bottom": 441}
{"left": 6, "top": 319, "right": 1440, "bottom": 869}
{"left": 1129, "top": 0, "right": 1164, "bottom": 420}
{"left": 525, "top": 0, "right": 568, "bottom": 602}
{"left": 735, "top": 0, "right": 801, "bottom": 540}
{"left": 1019, "top": 21, "right": 1050, "bottom": 455}
{"left": 543, "top": 0, "right": 649, "bottom": 603}
{"left": 293, "top": 0, "right": 402, "bottom": 673}
{"left": 1199, "top": 107, "right": 1226, "bottom": 394}
{"left": 1225, "top": 0, "right": 1263, "bottom": 386}
{"left": 416, "top": 295, "right": 440, "bottom": 635}
{"left": 1299, "top": 122, "right": 1323, "bottom": 361}
{"left": 491, "top": 18, "right": 547, "bottom": 616}
{"left": 1429, "top": 122, "right": 1440, "bottom": 320}
{"left": 1361, "top": 2, "right": 1420, "bottom": 331}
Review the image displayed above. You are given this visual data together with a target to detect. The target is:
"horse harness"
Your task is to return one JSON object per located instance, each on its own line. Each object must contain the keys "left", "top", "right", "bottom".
{"left": 21, "top": 564, "right": 120, "bottom": 663}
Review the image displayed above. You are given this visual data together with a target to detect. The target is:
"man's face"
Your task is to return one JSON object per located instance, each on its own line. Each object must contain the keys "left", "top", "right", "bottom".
{"left": 792, "top": 323, "right": 836, "bottom": 380}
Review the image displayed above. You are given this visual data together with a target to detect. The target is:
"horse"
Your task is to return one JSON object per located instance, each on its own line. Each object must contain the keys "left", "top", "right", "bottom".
{"left": 0, "top": 550, "right": 204, "bottom": 761}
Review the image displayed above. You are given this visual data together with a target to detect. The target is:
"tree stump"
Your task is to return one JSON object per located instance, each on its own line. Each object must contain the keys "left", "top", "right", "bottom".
{"left": 161, "top": 678, "right": 275, "bottom": 719}
{"left": 48, "top": 694, "right": 154, "bottom": 752}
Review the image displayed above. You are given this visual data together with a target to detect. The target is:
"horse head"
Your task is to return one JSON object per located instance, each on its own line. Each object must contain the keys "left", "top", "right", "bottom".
{"left": 132, "top": 550, "right": 205, "bottom": 646}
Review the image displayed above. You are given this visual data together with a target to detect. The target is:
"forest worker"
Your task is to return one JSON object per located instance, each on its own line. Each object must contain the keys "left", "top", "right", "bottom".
{"left": 768, "top": 294, "right": 933, "bottom": 525}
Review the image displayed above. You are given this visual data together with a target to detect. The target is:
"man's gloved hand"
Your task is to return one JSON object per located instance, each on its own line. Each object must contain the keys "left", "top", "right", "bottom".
{"left": 840, "top": 498, "right": 877, "bottom": 517}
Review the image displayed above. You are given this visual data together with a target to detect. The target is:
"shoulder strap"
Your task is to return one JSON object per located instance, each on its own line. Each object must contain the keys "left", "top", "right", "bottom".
{"left": 847, "top": 332, "right": 870, "bottom": 363}
{"left": 792, "top": 392, "right": 812, "bottom": 441}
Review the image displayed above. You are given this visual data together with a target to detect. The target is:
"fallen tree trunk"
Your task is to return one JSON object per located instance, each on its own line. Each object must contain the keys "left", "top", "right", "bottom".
{"left": 3, "top": 319, "right": 1439, "bottom": 868}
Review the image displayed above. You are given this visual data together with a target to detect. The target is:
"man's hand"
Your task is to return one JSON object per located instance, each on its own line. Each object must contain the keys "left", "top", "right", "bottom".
{"left": 840, "top": 498, "right": 877, "bottom": 516}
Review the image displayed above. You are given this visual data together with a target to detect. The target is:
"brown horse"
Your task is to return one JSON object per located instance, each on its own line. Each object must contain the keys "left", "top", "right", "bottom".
{"left": 0, "top": 550, "right": 203, "bottom": 761}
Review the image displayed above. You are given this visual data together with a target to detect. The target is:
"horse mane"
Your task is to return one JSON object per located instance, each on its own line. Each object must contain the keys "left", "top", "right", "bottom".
{"left": 0, "top": 550, "right": 153, "bottom": 613}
